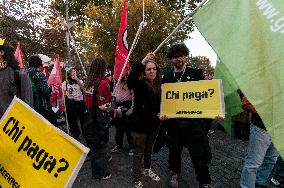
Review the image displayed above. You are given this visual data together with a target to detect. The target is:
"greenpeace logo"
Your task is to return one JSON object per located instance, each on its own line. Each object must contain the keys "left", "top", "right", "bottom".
{"left": 256, "top": 0, "right": 284, "bottom": 33}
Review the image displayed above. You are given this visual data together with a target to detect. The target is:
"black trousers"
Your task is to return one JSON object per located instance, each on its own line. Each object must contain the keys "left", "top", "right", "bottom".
{"left": 90, "top": 143, "right": 108, "bottom": 179}
{"left": 234, "top": 121, "right": 250, "bottom": 140}
{"left": 66, "top": 98, "right": 85, "bottom": 139}
{"left": 114, "top": 115, "right": 133, "bottom": 149}
{"left": 167, "top": 123, "right": 212, "bottom": 187}
{"left": 132, "top": 131, "right": 158, "bottom": 182}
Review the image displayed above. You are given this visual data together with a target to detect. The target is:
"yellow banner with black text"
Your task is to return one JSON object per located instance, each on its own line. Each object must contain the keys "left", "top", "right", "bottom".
{"left": 0, "top": 97, "right": 89, "bottom": 188}
{"left": 161, "top": 80, "right": 225, "bottom": 118}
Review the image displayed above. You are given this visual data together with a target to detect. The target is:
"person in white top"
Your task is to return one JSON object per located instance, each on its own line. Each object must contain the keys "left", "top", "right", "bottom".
{"left": 111, "top": 76, "right": 134, "bottom": 155}
{"left": 62, "top": 67, "right": 85, "bottom": 140}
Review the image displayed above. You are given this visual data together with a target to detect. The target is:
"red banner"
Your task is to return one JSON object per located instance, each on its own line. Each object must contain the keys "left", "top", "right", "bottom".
{"left": 14, "top": 42, "right": 25, "bottom": 69}
{"left": 47, "top": 55, "right": 63, "bottom": 110}
{"left": 114, "top": 0, "right": 129, "bottom": 80}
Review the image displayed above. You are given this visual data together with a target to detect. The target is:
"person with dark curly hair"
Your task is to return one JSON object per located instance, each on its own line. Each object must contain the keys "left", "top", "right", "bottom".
{"left": 162, "top": 43, "right": 212, "bottom": 188}
{"left": 27, "top": 55, "right": 57, "bottom": 126}
{"left": 0, "top": 39, "right": 33, "bottom": 118}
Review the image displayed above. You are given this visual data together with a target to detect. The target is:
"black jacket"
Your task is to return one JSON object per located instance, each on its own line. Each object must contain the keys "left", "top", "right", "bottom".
{"left": 162, "top": 66, "right": 206, "bottom": 127}
{"left": 83, "top": 80, "right": 110, "bottom": 146}
{"left": 127, "top": 63, "right": 161, "bottom": 134}
{"left": 154, "top": 67, "right": 211, "bottom": 158}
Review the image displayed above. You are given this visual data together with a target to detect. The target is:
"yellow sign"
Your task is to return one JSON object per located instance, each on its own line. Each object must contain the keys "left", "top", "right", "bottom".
{"left": 0, "top": 97, "right": 89, "bottom": 188}
{"left": 161, "top": 79, "right": 225, "bottom": 118}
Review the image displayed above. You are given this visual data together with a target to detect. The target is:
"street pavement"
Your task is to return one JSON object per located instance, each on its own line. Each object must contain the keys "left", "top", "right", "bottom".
{"left": 71, "top": 127, "right": 278, "bottom": 188}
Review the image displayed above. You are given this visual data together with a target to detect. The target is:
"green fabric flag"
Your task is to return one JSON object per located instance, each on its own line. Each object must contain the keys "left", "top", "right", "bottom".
{"left": 214, "top": 61, "right": 242, "bottom": 134}
{"left": 193, "top": 0, "right": 284, "bottom": 156}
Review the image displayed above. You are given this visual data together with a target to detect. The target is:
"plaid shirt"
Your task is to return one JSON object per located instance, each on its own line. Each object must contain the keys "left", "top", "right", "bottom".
{"left": 27, "top": 66, "right": 51, "bottom": 111}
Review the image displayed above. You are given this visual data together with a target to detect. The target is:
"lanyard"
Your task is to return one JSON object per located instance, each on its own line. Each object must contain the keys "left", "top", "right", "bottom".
{"left": 173, "top": 67, "right": 186, "bottom": 83}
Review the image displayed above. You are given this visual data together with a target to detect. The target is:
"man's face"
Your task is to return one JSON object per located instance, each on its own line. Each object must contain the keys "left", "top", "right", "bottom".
{"left": 171, "top": 53, "right": 188, "bottom": 69}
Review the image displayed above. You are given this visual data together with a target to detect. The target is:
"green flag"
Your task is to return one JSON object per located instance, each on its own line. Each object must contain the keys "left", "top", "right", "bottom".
{"left": 193, "top": 0, "right": 284, "bottom": 156}
{"left": 214, "top": 60, "right": 242, "bottom": 134}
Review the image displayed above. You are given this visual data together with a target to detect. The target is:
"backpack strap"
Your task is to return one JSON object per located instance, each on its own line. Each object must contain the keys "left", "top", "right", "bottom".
{"left": 14, "top": 69, "right": 21, "bottom": 97}
{"left": 92, "top": 79, "right": 101, "bottom": 109}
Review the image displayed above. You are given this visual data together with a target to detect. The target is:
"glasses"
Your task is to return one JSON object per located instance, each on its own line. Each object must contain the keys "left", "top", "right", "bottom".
{"left": 172, "top": 55, "right": 188, "bottom": 61}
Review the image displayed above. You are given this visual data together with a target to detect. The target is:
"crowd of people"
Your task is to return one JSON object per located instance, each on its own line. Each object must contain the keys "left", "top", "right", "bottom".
{"left": 1, "top": 39, "right": 284, "bottom": 188}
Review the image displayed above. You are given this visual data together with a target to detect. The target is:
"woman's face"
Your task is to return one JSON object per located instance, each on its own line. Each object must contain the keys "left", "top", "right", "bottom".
{"left": 70, "top": 69, "right": 77, "bottom": 78}
{"left": 0, "top": 50, "right": 4, "bottom": 60}
{"left": 145, "top": 62, "right": 157, "bottom": 80}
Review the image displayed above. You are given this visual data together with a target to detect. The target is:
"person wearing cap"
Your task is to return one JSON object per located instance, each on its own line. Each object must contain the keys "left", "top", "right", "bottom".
{"left": 62, "top": 67, "right": 85, "bottom": 140}
{"left": 27, "top": 55, "right": 57, "bottom": 126}
{"left": 0, "top": 38, "right": 33, "bottom": 118}
{"left": 127, "top": 53, "right": 161, "bottom": 188}
{"left": 161, "top": 43, "right": 212, "bottom": 188}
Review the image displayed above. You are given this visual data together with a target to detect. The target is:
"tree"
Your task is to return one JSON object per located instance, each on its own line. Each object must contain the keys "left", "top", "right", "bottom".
{"left": 54, "top": 0, "right": 202, "bottom": 72}
{"left": 189, "top": 55, "right": 214, "bottom": 74}
{"left": 0, "top": 0, "right": 66, "bottom": 60}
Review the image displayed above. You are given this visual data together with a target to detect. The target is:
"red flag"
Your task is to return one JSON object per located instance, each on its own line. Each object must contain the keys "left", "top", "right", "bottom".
{"left": 114, "top": 0, "right": 129, "bottom": 80}
{"left": 14, "top": 42, "right": 25, "bottom": 68}
{"left": 47, "top": 55, "right": 63, "bottom": 109}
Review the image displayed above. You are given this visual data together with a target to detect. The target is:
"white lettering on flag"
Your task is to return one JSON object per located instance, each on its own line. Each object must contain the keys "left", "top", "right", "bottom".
{"left": 256, "top": 0, "right": 284, "bottom": 33}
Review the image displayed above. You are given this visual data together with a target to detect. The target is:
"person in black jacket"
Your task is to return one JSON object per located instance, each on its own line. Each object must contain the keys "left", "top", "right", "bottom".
{"left": 0, "top": 40, "right": 33, "bottom": 118}
{"left": 162, "top": 43, "right": 212, "bottom": 188}
{"left": 84, "top": 57, "right": 112, "bottom": 180}
{"left": 127, "top": 53, "right": 161, "bottom": 188}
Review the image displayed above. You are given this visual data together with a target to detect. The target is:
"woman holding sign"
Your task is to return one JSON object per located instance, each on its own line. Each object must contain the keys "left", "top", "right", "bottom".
{"left": 127, "top": 53, "right": 161, "bottom": 188}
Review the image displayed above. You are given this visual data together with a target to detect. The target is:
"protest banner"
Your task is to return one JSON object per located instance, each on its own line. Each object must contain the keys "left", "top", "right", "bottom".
{"left": 0, "top": 97, "right": 89, "bottom": 188}
{"left": 193, "top": 0, "right": 284, "bottom": 157}
{"left": 161, "top": 79, "right": 225, "bottom": 118}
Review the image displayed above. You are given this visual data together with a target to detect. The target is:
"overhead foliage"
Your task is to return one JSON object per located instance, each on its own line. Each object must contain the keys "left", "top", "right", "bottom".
{"left": 190, "top": 56, "right": 214, "bottom": 74}
{"left": 0, "top": 0, "right": 66, "bottom": 60}
{"left": 55, "top": 0, "right": 202, "bottom": 72}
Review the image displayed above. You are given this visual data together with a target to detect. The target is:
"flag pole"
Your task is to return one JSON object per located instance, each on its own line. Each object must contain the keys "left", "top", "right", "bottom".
{"left": 52, "top": 3, "right": 87, "bottom": 77}
{"left": 153, "top": 0, "right": 208, "bottom": 54}
{"left": 67, "top": 30, "right": 87, "bottom": 77}
{"left": 65, "top": 0, "right": 71, "bottom": 67}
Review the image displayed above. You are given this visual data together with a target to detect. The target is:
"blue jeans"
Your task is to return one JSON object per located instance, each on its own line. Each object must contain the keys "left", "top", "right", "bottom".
{"left": 271, "top": 156, "right": 284, "bottom": 183}
{"left": 240, "top": 124, "right": 278, "bottom": 188}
